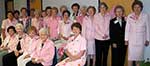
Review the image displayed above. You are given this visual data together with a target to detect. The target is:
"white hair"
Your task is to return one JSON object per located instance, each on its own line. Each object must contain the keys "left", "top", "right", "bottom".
{"left": 39, "top": 28, "right": 49, "bottom": 35}
{"left": 15, "top": 23, "right": 24, "bottom": 30}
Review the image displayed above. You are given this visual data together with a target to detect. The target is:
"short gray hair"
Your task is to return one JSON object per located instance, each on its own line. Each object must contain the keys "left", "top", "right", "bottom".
{"left": 39, "top": 28, "right": 49, "bottom": 35}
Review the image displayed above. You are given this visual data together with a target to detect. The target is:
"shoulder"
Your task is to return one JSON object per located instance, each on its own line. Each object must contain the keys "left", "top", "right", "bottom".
{"left": 110, "top": 17, "right": 117, "bottom": 22}
{"left": 141, "top": 13, "right": 148, "bottom": 18}
{"left": 83, "top": 16, "right": 89, "bottom": 22}
{"left": 79, "top": 35, "right": 86, "bottom": 42}
{"left": 127, "top": 13, "right": 134, "bottom": 18}
{"left": 46, "top": 39, "right": 55, "bottom": 46}
{"left": 2, "top": 19, "right": 8, "bottom": 23}
{"left": 94, "top": 13, "right": 100, "bottom": 17}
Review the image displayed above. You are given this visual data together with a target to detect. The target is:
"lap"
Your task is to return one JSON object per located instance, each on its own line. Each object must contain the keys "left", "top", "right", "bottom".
{"left": 26, "top": 61, "right": 43, "bottom": 66}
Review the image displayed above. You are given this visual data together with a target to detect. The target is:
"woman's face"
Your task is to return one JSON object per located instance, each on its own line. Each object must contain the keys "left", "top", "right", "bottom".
{"left": 39, "top": 32, "right": 48, "bottom": 42}
{"left": 115, "top": 8, "right": 124, "bottom": 17}
{"left": 29, "top": 30, "right": 36, "bottom": 38}
{"left": 61, "top": 7, "right": 67, "bottom": 13}
{"left": 21, "top": 9, "right": 27, "bottom": 16}
{"left": 100, "top": 5, "right": 107, "bottom": 13}
{"left": 72, "top": 27, "right": 80, "bottom": 36}
{"left": 133, "top": 4, "right": 142, "bottom": 14}
{"left": 35, "top": 13, "right": 40, "bottom": 18}
{"left": 80, "top": 8, "right": 87, "bottom": 15}
{"left": 8, "top": 29, "right": 15, "bottom": 36}
{"left": 46, "top": 9, "right": 51, "bottom": 16}
{"left": 51, "top": 9, "right": 58, "bottom": 16}
{"left": 63, "top": 12, "right": 69, "bottom": 19}
{"left": 72, "top": 6, "right": 79, "bottom": 13}
{"left": 42, "top": 12, "right": 47, "bottom": 17}
{"left": 14, "top": 13, "right": 19, "bottom": 19}
{"left": 88, "top": 8, "right": 95, "bottom": 16}
{"left": 16, "top": 27, "right": 23, "bottom": 35}
{"left": 7, "top": 13, "right": 13, "bottom": 20}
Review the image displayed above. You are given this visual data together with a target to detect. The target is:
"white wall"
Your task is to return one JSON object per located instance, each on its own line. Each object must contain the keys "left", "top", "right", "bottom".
{"left": 140, "top": 0, "right": 150, "bottom": 14}
{"left": 14, "top": 0, "right": 27, "bottom": 11}
{"left": 0, "top": 0, "right": 5, "bottom": 27}
{"left": 42, "top": 0, "right": 98, "bottom": 12}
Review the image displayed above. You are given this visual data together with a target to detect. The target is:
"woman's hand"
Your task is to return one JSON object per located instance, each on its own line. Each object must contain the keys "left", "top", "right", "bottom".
{"left": 112, "top": 43, "right": 117, "bottom": 48}
{"left": 24, "top": 54, "right": 30, "bottom": 59}
{"left": 31, "top": 58, "right": 37, "bottom": 64}
{"left": 14, "top": 50, "right": 19, "bottom": 57}
{"left": 125, "top": 41, "right": 129, "bottom": 45}
{"left": 37, "top": 59, "right": 44, "bottom": 62}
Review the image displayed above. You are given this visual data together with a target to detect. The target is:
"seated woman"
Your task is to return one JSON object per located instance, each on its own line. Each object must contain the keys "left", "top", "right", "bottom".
{"left": 3, "top": 23, "right": 28, "bottom": 66}
{"left": 0, "top": 26, "right": 17, "bottom": 66}
{"left": 26, "top": 28, "right": 55, "bottom": 66}
{"left": 17, "top": 26, "right": 39, "bottom": 66}
{"left": 56, "top": 23, "right": 87, "bottom": 66}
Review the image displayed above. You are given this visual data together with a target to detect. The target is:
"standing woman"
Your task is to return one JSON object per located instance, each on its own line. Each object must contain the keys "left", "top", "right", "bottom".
{"left": 70, "top": 3, "right": 80, "bottom": 22}
{"left": 19, "top": 7, "right": 30, "bottom": 32}
{"left": 48, "top": 7, "right": 61, "bottom": 40}
{"left": 56, "top": 23, "right": 87, "bottom": 66}
{"left": 31, "top": 10, "right": 43, "bottom": 31}
{"left": 109, "top": 5, "right": 127, "bottom": 66}
{"left": 43, "top": 6, "right": 51, "bottom": 28}
{"left": 76, "top": 6, "right": 87, "bottom": 24}
{"left": 1, "top": 11, "right": 17, "bottom": 40}
{"left": 13, "top": 10, "right": 20, "bottom": 22}
{"left": 59, "top": 5, "right": 68, "bottom": 18}
{"left": 125, "top": 1, "right": 149, "bottom": 66}
{"left": 93, "top": 2, "right": 111, "bottom": 66}
{"left": 59, "top": 10, "right": 73, "bottom": 40}
{"left": 82, "top": 6, "right": 96, "bottom": 66}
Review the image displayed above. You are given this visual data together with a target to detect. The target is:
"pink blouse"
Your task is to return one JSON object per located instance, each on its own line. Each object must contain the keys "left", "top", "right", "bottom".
{"left": 93, "top": 13, "right": 111, "bottom": 40}
{"left": 47, "top": 16, "right": 61, "bottom": 39}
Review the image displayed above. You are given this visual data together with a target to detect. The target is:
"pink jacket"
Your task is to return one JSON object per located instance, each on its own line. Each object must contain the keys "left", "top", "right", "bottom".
{"left": 31, "top": 38, "right": 55, "bottom": 66}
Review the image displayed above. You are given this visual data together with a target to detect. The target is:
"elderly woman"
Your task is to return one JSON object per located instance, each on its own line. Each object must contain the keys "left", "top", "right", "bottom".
{"left": 109, "top": 5, "right": 127, "bottom": 66}
{"left": 70, "top": 3, "right": 80, "bottom": 22}
{"left": 42, "top": 6, "right": 52, "bottom": 28}
{"left": 56, "top": 23, "right": 87, "bottom": 66}
{"left": 17, "top": 26, "right": 39, "bottom": 66}
{"left": 0, "top": 26, "right": 17, "bottom": 66}
{"left": 125, "top": 1, "right": 149, "bottom": 66}
{"left": 48, "top": 7, "right": 61, "bottom": 40}
{"left": 93, "top": 2, "right": 111, "bottom": 66}
{"left": 26, "top": 28, "right": 55, "bottom": 66}
{"left": 59, "top": 10, "right": 73, "bottom": 40}
{"left": 19, "top": 7, "right": 30, "bottom": 32}
{"left": 3, "top": 23, "right": 28, "bottom": 66}
{"left": 1, "top": 11, "right": 17, "bottom": 40}
{"left": 59, "top": 5, "right": 68, "bottom": 18}
{"left": 76, "top": 6, "right": 87, "bottom": 24}
{"left": 82, "top": 6, "right": 96, "bottom": 66}
{"left": 31, "top": 10, "right": 43, "bottom": 31}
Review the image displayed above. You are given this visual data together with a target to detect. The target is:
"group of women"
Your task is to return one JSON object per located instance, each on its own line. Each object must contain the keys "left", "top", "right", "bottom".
{"left": 0, "top": 0, "right": 149, "bottom": 66}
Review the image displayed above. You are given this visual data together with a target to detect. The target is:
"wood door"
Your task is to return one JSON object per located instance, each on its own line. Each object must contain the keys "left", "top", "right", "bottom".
{"left": 30, "top": 0, "right": 42, "bottom": 11}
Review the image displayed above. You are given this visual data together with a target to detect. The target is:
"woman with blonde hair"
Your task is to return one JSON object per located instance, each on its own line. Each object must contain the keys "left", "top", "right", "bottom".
{"left": 17, "top": 26, "right": 39, "bottom": 66}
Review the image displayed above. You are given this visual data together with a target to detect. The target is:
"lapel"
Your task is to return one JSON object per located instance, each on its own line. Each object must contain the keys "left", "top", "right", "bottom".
{"left": 121, "top": 17, "right": 126, "bottom": 30}
{"left": 113, "top": 17, "right": 122, "bottom": 29}
{"left": 113, "top": 17, "right": 126, "bottom": 30}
